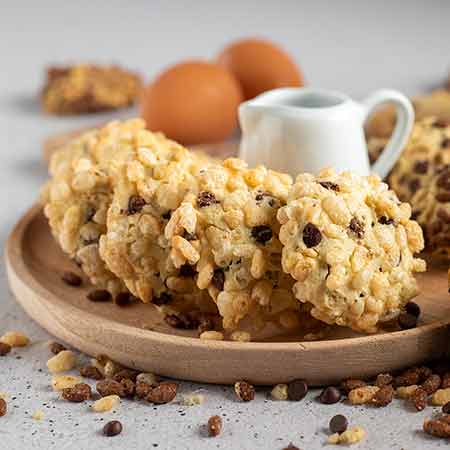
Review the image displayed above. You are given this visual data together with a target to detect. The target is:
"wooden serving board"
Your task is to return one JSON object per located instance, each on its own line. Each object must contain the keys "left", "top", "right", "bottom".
{"left": 5, "top": 204, "right": 450, "bottom": 386}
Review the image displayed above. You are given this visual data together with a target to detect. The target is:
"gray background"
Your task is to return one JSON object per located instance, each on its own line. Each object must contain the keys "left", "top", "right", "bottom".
{"left": 1, "top": 1, "right": 450, "bottom": 449}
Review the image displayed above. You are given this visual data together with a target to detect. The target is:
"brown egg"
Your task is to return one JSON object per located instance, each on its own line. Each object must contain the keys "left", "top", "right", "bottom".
{"left": 141, "top": 60, "right": 243, "bottom": 145}
{"left": 217, "top": 38, "right": 304, "bottom": 100}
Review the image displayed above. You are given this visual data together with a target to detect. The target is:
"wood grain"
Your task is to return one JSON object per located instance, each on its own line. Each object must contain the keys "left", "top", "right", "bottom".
{"left": 5, "top": 205, "right": 450, "bottom": 385}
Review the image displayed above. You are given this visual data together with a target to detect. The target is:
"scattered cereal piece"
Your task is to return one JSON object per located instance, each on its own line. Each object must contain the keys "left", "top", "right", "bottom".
{"left": 0, "top": 342, "right": 11, "bottom": 356}
{"left": 103, "top": 360, "right": 124, "bottom": 378}
{"left": 182, "top": 393, "right": 205, "bottom": 406}
{"left": 348, "top": 386, "right": 379, "bottom": 405}
{"left": 372, "top": 385, "right": 394, "bottom": 407}
{"left": 49, "top": 342, "right": 66, "bottom": 355}
{"left": 47, "top": 350, "right": 77, "bottom": 373}
{"left": 413, "top": 387, "right": 428, "bottom": 411}
{"left": 103, "top": 420, "right": 123, "bottom": 437}
{"left": 79, "top": 365, "right": 104, "bottom": 380}
{"left": 396, "top": 385, "right": 419, "bottom": 399}
{"left": 424, "top": 415, "right": 450, "bottom": 438}
{"left": 394, "top": 368, "right": 421, "bottom": 387}
{"left": 136, "top": 373, "right": 158, "bottom": 386}
{"left": 92, "top": 395, "right": 120, "bottom": 413}
{"left": 61, "top": 383, "right": 91, "bottom": 402}
{"left": 199, "top": 331, "right": 224, "bottom": 341}
{"left": 327, "top": 426, "right": 366, "bottom": 445}
{"left": 52, "top": 375, "right": 83, "bottom": 391}
{"left": 271, "top": 384, "right": 289, "bottom": 401}
{"left": 97, "top": 379, "right": 129, "bottom": 399}
{"left": 230, "top": 331, "right": 251, "bottom": 342}
{"left": 112, "top": 369, "right": 139, "bottom": 382}
{"left": 0, "top": 398, "right": 6, "bottom": 417}
{"left": 340, "top": 379, "right": 366, "bottom": 394}
{"left": 374, "top": 373, "right": 393, "bottom": 387}
{"left": 208, "top": 415, "right": 222, "bottom": 437}
{"left": 234, "top": 381, "right": 255, "bottom": 402}
{"left": 147, "top": 382, "right": 178, "bottom": 404}
{"left": 422, "top": 374, "right": 442, "bottom": 395}
{"left": 0, "top": 331, "right": 29, "bottom": 347}
{"left": 432, "top": 388, "right": 450, "bottom": 406}
{"left": 32, "top": 410, "right": 44, "bottom": 421}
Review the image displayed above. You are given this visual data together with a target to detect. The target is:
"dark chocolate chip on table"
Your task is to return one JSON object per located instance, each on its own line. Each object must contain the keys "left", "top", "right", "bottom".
{"left": 61, "top": 271, "right": 82, "bottom": 287}
{"left": 87, "top": 290, "right": 112, "bottom": 302}
{"left": 329, "top": 414, "right": 348, "bottom": 434}
{"left": 103, "top": 420, "right": 123, "bottom": 437}
{"left": 319, "top": 386, "right": 341, "bottom": 404}
{"left": 288, "top": 379, "right": 308, "bottom": 401}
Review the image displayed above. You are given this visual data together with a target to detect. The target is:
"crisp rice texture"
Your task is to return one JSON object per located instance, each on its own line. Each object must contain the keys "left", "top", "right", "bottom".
{"left": 277, "top": 168, "right": 426, "bottom": 332}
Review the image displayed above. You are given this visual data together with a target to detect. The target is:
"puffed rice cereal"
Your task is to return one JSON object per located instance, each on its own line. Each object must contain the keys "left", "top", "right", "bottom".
{"left": 278, "top": 168, "right": 426, "bottom": 332}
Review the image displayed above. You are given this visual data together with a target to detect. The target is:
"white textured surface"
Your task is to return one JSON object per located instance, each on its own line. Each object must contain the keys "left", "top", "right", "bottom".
{"left": 1, "top": 1, "right": 450, "bottom": 449}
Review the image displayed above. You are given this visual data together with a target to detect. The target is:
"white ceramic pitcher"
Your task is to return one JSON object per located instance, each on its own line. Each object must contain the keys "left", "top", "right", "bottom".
{"left": 238, "top": 87, "right": 414, "bottom": 178}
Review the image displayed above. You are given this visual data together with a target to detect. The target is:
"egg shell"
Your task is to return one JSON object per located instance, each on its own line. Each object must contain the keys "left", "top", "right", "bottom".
{"left": 217, "top": 38, "right": 304, "bottom": 100}
{"left": 141, "top": 60, "right": 243, "bottom": 145}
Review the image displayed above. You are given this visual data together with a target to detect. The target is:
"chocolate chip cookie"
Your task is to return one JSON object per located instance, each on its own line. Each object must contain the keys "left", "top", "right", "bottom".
{"left": 278, "top": 168, "right": 426, "bottom": 332}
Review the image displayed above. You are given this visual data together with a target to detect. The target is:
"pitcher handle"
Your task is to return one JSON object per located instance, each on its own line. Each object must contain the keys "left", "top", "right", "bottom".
{"left": 362, "top": 89, "right": 414, "bottom": 179}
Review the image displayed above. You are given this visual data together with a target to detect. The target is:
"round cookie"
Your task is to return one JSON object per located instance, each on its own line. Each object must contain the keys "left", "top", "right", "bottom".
{"left": 278, "top": 168, "right": 426, "bottom": 333}
{"left": 41, "top": 120, "right": 147, "bottom": 296}
{"left": 98, "top": 126, "right": 217, "bottom": 313}
{"left": 164, "top": 158, "right": 320, "bottom": 333}
{"left": 388, "top": 117, "right": 450, "bottom": 202}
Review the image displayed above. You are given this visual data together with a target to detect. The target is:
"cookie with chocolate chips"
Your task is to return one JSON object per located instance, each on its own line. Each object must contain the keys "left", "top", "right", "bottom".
{"left": 278, "top": 168, "right": 426, "bottom": 333}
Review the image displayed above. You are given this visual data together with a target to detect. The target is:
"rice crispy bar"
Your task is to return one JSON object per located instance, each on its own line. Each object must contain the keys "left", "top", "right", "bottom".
{"left": 164, "top": 158, "right": 320, "bottom": 332}
{"left": 41, "top": 64, "right": 142, "bottom": 115}
{"left": 41, "top": 119, "right": 150, "bottom": 296}
{"left": 278, "top": 168, "right": 426, "bottom": 333}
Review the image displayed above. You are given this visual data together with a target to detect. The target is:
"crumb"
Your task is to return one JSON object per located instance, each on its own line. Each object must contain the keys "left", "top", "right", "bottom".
{"left": 92, "top": 395, "right": 120, "bottom": 413}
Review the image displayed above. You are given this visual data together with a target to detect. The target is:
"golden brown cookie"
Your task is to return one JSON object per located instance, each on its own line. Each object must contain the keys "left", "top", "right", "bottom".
{"left": 41, "top": 64, "right": 142, "bottom": 115}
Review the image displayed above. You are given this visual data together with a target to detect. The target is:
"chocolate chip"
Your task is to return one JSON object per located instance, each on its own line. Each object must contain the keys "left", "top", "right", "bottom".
{"left": 408, "top": 178, "right": 421, "bottom": 194}
{"left": 442, "top": 138, "right": 450, "bottom": 148}
{"left": 436, "top": 192, "right": 450, "bottom": 202}
{"left": 164, "top": 313, "right": 198, "bottom": 330}
{"left": 413, "top": 160, "right": 429, "bottom": 174}
{"left": 162, "top": 211, "right": 171, "bottom": 220}
{"left": 103, "top": 420, "right": 122, "bottom": 437}
{"left": 349, "top": 217, "right": 365, "bottom": 238}
{"left": 234, "top": 381, "right": 255, "bottom": 402}
{"left": 378, "top": 216, "right": 394, "bottom": 225}
{"left": 251, "top": 225, "right": 273, "bottom": 244}
{"left": 437, "top": 171, "right": 450, "bottom": 190}
{"left": 87, "top": 290, "right": 112, "bottom": 302}
{"left": 179, "top": 264, "right": 196, "bottom": 278}
{"left": 49, "top": 342, "right": 66, "bottom": 355}
{"left": 318, "top": 181, "right": 340, "bottom": 191}
{"left": 182, "top": 230, "right": 197, "bottom": 241}
{"left": 127, "top": 195, "right": 146, "bottom": 215}
{"left": 319, "top": 386, "right": 341, "bottom": 404}
{"left": 329, "top": 414, "right": 348, "bottom": 434}
{"left": 197, "top": 191, "right": 219, "bottom": 208}
{"left": 288, "top": 379, "right": 308, "bottom": 401}
{"left": 0, "top": 398, "right": 6, "bottom": 417}
{"left": 61, "top": 271, "right": 82, "bottom": 287}
{"left": 405, "top": 301, "right": 421, "bottom": 318}
{"left": 208, "top": 415, "right": 222, "bottom": 437}
{"left": 153, "top": 292, "right": 172, "bottom": 306}
{"left": 114, "top": 292, "right": 133, "bottom": 307}
{"left": 398, "top": 312, "right": 417, "bottom": 330}
{"left": 443, "top": 401, "right": 450, "bottom": 414}
{"left": 0, "top": 342, "right": 11, "bottom": 356}
{"left": 302, "top": 223, "right": 322, "bottom": 248}
{"left": 211, "top": 269, "right": 225, "bottom": 291}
